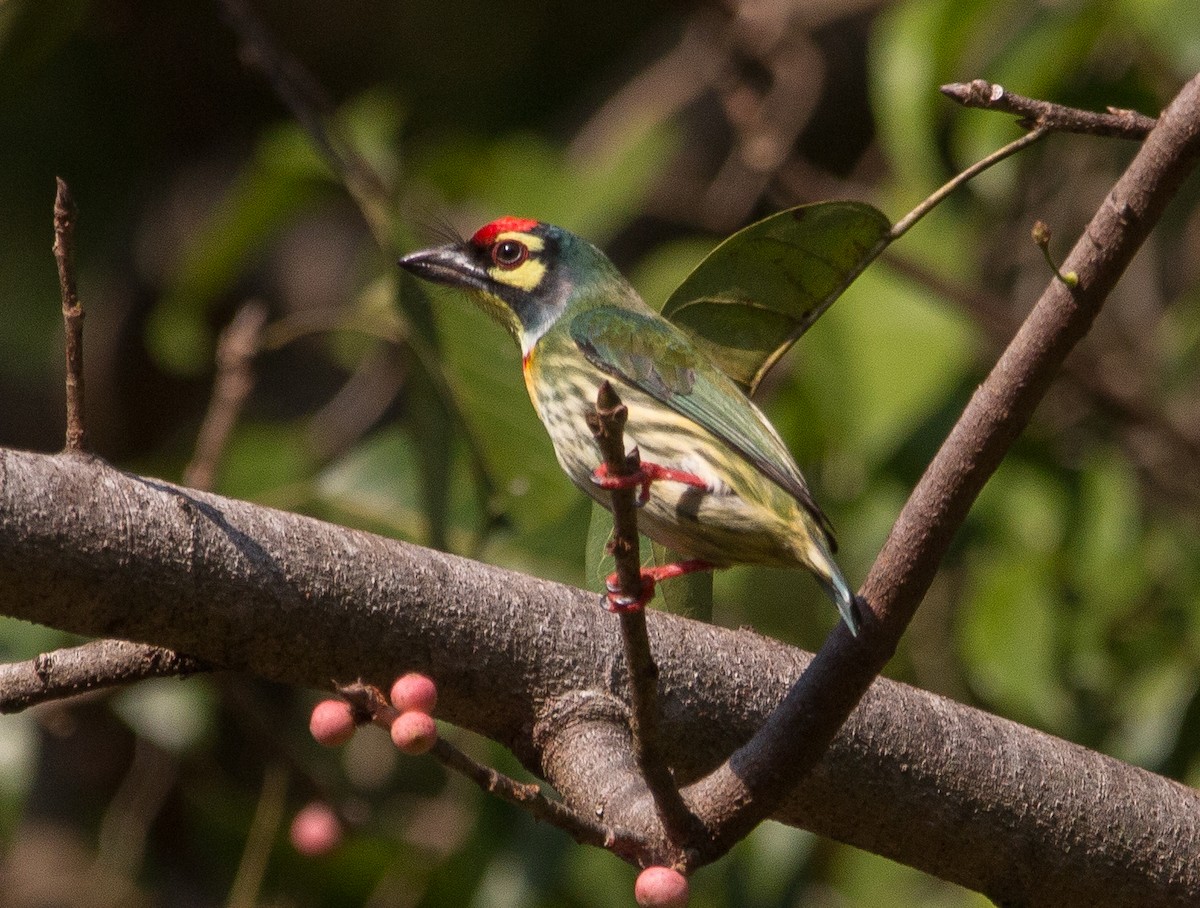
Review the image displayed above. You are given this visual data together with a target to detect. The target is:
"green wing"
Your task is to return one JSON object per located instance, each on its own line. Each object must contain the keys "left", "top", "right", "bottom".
{"left": 569, "top": 305, "right": 836, "bottom": 543}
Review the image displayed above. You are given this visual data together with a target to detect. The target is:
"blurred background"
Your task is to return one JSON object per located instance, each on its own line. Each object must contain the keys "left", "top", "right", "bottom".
{"left": 2, "top": 0, "right": 1200, "bottom": 905}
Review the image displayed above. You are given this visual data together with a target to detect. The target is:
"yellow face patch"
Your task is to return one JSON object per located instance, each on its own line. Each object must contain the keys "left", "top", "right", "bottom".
{"left": 487, "top": 231, "right": 547, "bottom": 291}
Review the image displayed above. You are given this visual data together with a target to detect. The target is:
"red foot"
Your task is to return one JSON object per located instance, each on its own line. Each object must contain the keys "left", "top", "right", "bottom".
{"left": 592, "top": 461, "right": 709, "bottom": 506}
{"left": 603, "top": 559, "right": 715, "bottom": 613}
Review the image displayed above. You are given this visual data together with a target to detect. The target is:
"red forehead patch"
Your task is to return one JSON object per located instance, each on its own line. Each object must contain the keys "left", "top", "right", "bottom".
{"left": 471, "top": 216, "right": 540, "bottom": 246}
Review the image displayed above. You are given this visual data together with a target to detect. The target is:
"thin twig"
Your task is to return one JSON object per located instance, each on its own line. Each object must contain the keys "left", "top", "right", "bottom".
{"left": 585, "top": 382, "right": 703, "bottom": 852}
{"left": 889, "top": 127, "right": 1049, "bottom": 240}
{"left": 54, "top": 177, "right": 86, "bottom": 453}
{"left": 226, "top": 763, "right": 288, "bottom": 908}
{"left": 216, "top": 0, "right": 391, "bottom": 242}
{"left": 217, "top": 0, "right": 501, "bottom": 540}
{"left": 336, "top": 681, "right": 643, "bottom": 859}
{"left": 0, "top": 640, "right": 210, "bottom": 714}
{"left": 184, "top": 301, "right": 269, "bottom": 491}
{"left": 430, "top": 739, "right": 645, "bottom": 860}
{"left": 942, "top": 79, "right": 1157, "bottom": 139}
{"left": 585, "top": 384, "right": 644, "bottom": 598}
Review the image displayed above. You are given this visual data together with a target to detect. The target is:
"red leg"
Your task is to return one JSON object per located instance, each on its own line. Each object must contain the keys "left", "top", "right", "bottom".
{"left": 603, "top": 559, "right": 715, "bottom": 613}
{"left": 592, "top": 461, "right": 709, "bottom": 506}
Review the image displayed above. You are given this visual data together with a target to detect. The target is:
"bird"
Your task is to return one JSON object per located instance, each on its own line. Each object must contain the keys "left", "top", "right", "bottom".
{"left": 398, "top": 217, "right": 860, "bottom": 634}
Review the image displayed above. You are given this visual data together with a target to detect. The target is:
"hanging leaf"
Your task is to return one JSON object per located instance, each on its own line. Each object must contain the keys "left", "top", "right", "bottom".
{"left": 584, "top": 502, "right": 617, "bottom": 593}
{"left": 661, "top": 202, "right": 892, "bottom": 393}
{"left": 651, "top": 543, "right": 713, "bottom": 621}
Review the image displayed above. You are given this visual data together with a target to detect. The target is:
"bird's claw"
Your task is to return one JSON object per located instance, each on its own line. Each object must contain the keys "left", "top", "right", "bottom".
{"left": 602, "top": 571, "right": 656, "bottom": 612}
{"left": 591, "top": 461, "right": 709, "bottom": 507}
{"left": 600, "top": 559, "right": 715, "bottom": 613}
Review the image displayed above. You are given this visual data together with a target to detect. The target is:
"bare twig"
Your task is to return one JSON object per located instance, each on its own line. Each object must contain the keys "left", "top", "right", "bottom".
{"left": 889, "top": 127, "right": 1049, "bottom": 240}
{"left": 942, "top": 79, "right": 1157, "bottom": 139}
{"left": 0, "top": 640, "right": 209, "bottom": 714}
{"left": 336, "top": 681, "right": 642, "bottom": 858}
{"left": 53, "top": 177, "right": 86, "bottom": 453}
{"left": 216, "top": 0, "right": 391, "bottom": 242}
{"left": 1031, "top": 220, "right": 1079, "bottom": 287}
{"left": 430, "top": 739, "right": 646, "bottom": 859}
{"left": 585, "top": 382, "right": 702, "bottom": 853}
{"left": 226, "top": 763, "right": 288, "bottom": 908}
{"left": 183, "top": 301, "right": 268, "bottom": 491}
{"left": 683, "top": 71, "right": 1200, "bottom": 869}
{"left": 217, "top": 0, "right": 500, "bottom": 539}
{"left": 585, "top": 385, "right": 644, "bottom": 599}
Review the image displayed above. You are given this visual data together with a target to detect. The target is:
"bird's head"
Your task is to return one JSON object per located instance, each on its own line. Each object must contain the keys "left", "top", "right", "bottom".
{"left": 398, "top": 217, "right": 622, "bottom": 354}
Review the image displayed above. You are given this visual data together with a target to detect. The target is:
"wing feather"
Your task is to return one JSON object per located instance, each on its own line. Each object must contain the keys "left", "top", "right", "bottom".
{"left": 569, "top": 305, "right": 836, "bottom": 545}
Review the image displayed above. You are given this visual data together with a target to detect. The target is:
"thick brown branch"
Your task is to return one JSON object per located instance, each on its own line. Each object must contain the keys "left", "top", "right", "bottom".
{"left": 684, "top": 73, "right": 1200, "bottom": 872}
{"left": 0, "top": 640, "right": 209, "bottom": 713}
{"left": 586, "top": 382, "right": 702, "bottom": 855}
{"left": 1, "top": 448, "right": 1198, "bottom": 902}
{"left": 942, "top": 79, "right": 1157, "bottom": 138}
{"left": 53, "top": 177, "right": 85, "bottom": 453}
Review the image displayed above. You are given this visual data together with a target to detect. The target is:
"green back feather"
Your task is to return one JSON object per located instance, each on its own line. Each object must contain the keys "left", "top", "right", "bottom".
{"left": 568, "top": 304, "right": 836, "bottom": 544}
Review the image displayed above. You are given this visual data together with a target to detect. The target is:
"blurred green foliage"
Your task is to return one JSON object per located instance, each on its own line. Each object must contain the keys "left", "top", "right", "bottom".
{"left": 2, "top": 0, "right": 1200, "bottom": 905}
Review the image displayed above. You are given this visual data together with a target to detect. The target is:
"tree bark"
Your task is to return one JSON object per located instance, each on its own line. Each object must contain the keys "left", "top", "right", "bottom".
{"left": 1, "top": 447, "right": 1197, "bottom": 905}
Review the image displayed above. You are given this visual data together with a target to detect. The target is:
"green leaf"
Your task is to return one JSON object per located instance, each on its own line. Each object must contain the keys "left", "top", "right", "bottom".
{"left": 661, "top": 202, "right": 891, "bottom": 393}
{"left": 584, "top": 502, "right": 616, "bottom": 593}
{"left": 651, "top": 543, "right": 713, "bottom": 621}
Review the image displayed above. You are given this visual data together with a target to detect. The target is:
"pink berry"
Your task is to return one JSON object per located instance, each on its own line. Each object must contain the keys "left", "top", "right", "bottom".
{"left": 390, "top": 673, "right": 437, "bottom": 715}
{"left": 290, "top": 802, "right": 342, "bottom": 856}
{"left": 635, "top": 867, "right": 689, "bottom": 907}
{"left": 390, "top": 710, "right": 437, "bottom": 755}
{"left": 309, "top": 699, "right": 356, "bottom": 747}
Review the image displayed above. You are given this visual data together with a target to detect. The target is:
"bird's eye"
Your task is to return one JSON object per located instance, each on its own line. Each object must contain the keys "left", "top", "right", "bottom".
{"left": 492, "top": 239, "right": 528, "bottom": 268}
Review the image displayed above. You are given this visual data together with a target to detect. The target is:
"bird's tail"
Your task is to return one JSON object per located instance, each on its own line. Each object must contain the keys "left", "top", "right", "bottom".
{"left": 825, "top": 566, "right": 861, "bottom": 637}
{"left": 807, "top": 537, "right": 861, "bottom": 636}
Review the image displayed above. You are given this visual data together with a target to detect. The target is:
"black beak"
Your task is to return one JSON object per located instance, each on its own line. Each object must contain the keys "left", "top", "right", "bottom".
{"left": 397, "top": 244, "right": 488, "bottom": 291}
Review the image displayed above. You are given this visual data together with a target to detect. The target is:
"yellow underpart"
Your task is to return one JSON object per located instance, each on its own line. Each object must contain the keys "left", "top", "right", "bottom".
{"left": 522, "top": 344, "right": 541, "bottom": 416}
{"left": 488, "top": 231, "right": 547, "bottom": 290}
